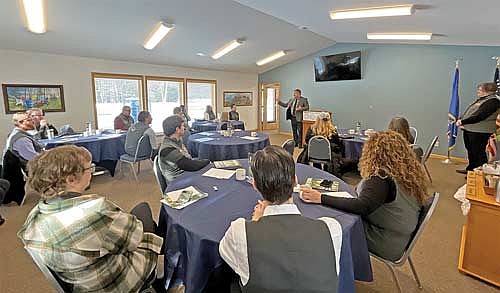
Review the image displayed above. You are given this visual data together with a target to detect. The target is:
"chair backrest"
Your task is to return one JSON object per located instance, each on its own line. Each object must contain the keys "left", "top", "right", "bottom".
{"left": 422, "top": 136, "right": 439, "bottom": 164}
{"left": 217, "top": 122, "right": 229, "bottom": 130}
{"left": 396, "top": 192, "right": 439, "bottom": 264}
{"left": 409, "top": 127, "right": 418, "bottom": 144}
{"left": 26, "top": 249, "right": 70, "bottom": 293}
{"left": 308, "top": 135, "right": 331, "bottom": 161}
{"left": 281, "top": 139, "right": 295, "bottom": 156}
{"left": 410, "top": 144, "right": 424, "bottom": 162}
{"left": 134, "top": 135, "right": 153, "bottom": 160}
{"left": 153, "top": 156, "right": 168, "bottom": 194}
{"left": 221, "top": 111, "right": 229, "bottom": 121}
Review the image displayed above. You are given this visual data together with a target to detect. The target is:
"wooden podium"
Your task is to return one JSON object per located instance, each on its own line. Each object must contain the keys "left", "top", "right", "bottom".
{"left": 458, "top": 171, "right": 500, "bottom": 287}
{"left": 301, "top": 110, "right": 331, "bottom": 145}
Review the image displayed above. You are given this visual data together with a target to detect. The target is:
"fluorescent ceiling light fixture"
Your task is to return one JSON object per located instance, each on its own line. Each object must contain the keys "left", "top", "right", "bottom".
{"left": 144, "top": 22, "right": 175, "bottom": 50}
{"left": 367, "top": 32, "right": 432, "bottom": 40}
{"left": 330, "top": 4, "right": 414, "bottom": 20}
{"left": 211, "top": 39, "right": 244, "bottom": 60}
{"left": 22, "top": 0, "right": 46, "bottom": 34}
{"left": 256, "top": 51, "right": 287, "bottom": 66}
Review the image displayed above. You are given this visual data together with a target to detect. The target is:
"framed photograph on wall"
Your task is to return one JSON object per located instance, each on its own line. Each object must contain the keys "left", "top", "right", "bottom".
{"left": 2, "top": 84, "right": 65, "bottom": 114}
{"left": 223, "top": 91, "right": 253, "bottom": 107}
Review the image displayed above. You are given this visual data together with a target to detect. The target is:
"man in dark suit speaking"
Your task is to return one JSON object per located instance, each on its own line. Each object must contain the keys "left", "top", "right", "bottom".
{"left": 278, "top": 88, "right": 309, "bottom": 148}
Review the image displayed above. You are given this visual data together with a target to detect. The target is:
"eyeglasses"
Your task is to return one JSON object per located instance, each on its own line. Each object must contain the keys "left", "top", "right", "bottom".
{"left": 84, "top": 164, "right": 96, "bottom": 173}
{"left": 19, "top": 118, "right": 33, "bottom": 123}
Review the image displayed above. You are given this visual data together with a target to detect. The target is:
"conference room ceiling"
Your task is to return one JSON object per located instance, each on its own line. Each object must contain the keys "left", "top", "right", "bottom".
{"left": 0, "top": 0, "right": 333, "bottom": 73}
{"left": 234, "top": 0, "right": 500, "bottom": 47}
{"left": 1, "top": 1, "right": 498, "bottom": 74}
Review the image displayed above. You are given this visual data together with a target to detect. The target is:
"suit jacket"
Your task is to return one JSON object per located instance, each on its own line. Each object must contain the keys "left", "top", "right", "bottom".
{"left": 278, "top": 96, "right": 309, "bottom": 122}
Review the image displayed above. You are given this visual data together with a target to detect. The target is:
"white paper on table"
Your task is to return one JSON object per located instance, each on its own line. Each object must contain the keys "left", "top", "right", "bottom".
{"left": 199, "top": 132, "right": 215, "bottom": 136}
{"left": 59, "top": 138, "right": 78, "bottom": 142}
{"left": 234, "top": 129, "right": 242, "bottom": 132}
{"left": 240, "top": 136, "right": 260, "bottom": 140}
{"left": 195, "top": 137, "right": 215, "bottom": 142}
{"left": 202, "top": 168, "right": 236, "bottom": 179}
{"left": 322, "top": 191, "right": 354, "bottom": 199}
{"left": 164, "top": 186, "right": 200, "bottom": 202}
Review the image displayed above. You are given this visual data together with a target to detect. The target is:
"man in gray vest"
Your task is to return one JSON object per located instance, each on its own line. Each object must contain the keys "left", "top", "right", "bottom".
{"left": 278, "top": 89, "right": 309, "bottom": 148}
{"left": 159, "top": 115, "right": 209, "bottom": 183}
{"left": 125, "top": 111, "right": 158, "bottom": 159}
{"left": 5, "top": 112, "right": 43, "bottom": 162}
{"left": 456, "top": 82, "right": 500, "bottom": 173}
{"left": 219, "top": 145, "right": 342, "bottom": 293}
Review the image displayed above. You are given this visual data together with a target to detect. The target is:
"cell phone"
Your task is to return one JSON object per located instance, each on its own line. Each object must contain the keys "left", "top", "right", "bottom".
{"left": 320, "top": 180, "right": 333, "bottom": 187}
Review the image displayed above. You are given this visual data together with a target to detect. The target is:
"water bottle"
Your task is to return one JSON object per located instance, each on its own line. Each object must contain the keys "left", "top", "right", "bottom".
{"left": 355, "top": 121, "right": 361, "bottom": 135}
{"left": 227, "top": 121, "right": 233, "bottom": 135}
{"left": 47, "top": 129, "right": 54, "bottom": 140}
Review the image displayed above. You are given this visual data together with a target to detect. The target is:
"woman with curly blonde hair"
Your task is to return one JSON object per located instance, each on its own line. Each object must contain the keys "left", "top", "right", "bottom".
{"left": 305, "top": 112, "right": 343, "bottom": 155}
{"left": 301, "top": 131, "right": 429, "bottom": 261}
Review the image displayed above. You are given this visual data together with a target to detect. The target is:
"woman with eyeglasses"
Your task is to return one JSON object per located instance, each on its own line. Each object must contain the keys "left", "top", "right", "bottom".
{"left": 18, "top": 145, "right": 163, "bottom": 292}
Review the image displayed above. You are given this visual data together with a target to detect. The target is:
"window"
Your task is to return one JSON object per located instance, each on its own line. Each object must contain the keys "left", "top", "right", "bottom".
{"left": 186, "top": 80, "right": 216, "bottom": 120}
{"left": 92, "top": 73, "right": 143, "bottom": 129}
{"left": 146, "top": 77, "right": 184, "bottom": 132}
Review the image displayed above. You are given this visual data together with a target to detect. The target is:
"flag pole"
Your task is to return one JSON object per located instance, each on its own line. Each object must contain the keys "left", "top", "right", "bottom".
{"left": 443, "top": 60, "right": 460, "bottom": 164}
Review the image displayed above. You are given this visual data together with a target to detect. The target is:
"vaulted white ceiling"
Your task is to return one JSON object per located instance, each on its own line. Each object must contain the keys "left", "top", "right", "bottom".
{"left": 1, "top": 1, "right": 498, "bottom": 74}
{"left": 234, "top": 0, "right": 500, "bottom": 47}
{"left": 0, "top": 0, "right": 333, "bottom": 73}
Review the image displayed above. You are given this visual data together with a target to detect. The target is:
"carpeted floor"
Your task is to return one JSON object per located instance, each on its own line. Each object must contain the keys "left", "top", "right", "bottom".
{"left": 0, "top": 132, "right": 497, "bottom": 292}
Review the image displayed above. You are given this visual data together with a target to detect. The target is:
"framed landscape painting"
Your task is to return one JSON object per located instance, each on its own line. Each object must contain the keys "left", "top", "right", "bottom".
{"left": 2, "top": 84, "right": 65, "bottom": 114}
{"left": 223, "top": 91, "right": 253, "bottom": 107}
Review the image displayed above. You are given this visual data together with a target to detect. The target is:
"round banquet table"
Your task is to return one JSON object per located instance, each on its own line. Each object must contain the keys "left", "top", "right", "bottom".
{"left": 158, "top": 160, "right": 373, "bottom": 293}
{"left": 192, "top": 120, "right": 245, "bottom": 132}
{"left": 188, "top": 131, "right": 270, "bottom": 161}
{"left": 337, "top": 128, "right": 368, "bottom": 161}
{"left": 39, "top": 131, "right": 126, "bottom": 176}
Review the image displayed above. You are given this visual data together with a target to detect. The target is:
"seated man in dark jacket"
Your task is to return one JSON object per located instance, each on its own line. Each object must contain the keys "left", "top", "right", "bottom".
{"left": 27, "top": 108, "right": 58, "bottom": 139}
{"left": 159, "top": 115, "right": 209, "bottom": 183}
{"left": 219, "top": 146, "right": 342, "bottom": 292}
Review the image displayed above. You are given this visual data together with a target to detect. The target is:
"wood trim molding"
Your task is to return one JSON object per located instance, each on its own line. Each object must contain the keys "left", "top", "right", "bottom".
{"left": 91, "top": 72, "right": 143, "bottom": 80}
{"left": 429, "top": 153, "right": 468, "bottom": 163}
{"left": 145, "top": 76, "right": 185, "bottom": 82}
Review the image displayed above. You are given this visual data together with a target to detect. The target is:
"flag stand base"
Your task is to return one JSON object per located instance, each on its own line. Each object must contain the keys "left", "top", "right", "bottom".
{"left": 442, "top": 158, "right": 453, "bottom": 164}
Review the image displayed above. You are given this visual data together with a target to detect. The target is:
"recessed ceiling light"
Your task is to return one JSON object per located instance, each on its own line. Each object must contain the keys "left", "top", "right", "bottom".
{"left": 22, "top": 0, "right": 46, "bottom": 34}
{"left": 330, "top": 4, "right": 414, "bottom": 20}
{"left": 256, "top": 51, "right": 287, "bottom": 66}
{"left": 367, "top": 32, "right": 432, "bottom": 40}
{"left": 211, "top": 39, "right": 244, "bottom": 60}
{"left": 196, "top": 52, "right": 206, "bottom": 56}
{"left": 143, "top": 22, "right": 175, "bottom": 50}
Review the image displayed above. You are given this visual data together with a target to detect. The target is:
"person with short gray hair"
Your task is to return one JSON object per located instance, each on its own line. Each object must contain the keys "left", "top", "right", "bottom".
{"left": 6, "top": 112, "right": 43, "bottom": 162}
{"left": 114, "top": 106, "right": 134, "bottom": 130}
{"left": 27, "top": 108, "right": 58, "bottom": 139}
{"left": 159, "top": 116, "right": 209, "bottom": 183}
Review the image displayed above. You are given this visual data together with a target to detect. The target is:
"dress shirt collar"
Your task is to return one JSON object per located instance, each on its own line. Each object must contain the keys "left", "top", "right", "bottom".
{"left": 262, "top": 203, "right": 301, "bottom": 217}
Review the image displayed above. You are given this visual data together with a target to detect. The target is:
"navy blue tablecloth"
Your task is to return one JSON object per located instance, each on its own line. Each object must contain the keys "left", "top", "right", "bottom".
{"left": 338, "top": 129, "right": 368, "bottom": 161}
{"left": 40, "top": 132, "right": 126, "bottom": 175}
{"left": 188, "top": 131, "right": 269, "bottom": 161}
{"left": 158, "top": 160, "right": 373, "bottom": 293}
{"left": 192, "top": 120, "right": 245, "bottom": 132}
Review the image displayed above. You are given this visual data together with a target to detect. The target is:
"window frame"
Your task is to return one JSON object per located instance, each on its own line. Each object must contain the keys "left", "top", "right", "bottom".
{"left": 91, "top": 72, "right": 145, "bottom": 129}
{"left": 185, "top": 78, "right": 217, "bottom": 119}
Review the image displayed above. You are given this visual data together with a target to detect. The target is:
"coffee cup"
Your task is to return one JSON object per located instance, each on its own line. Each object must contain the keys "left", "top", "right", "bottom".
{"left": 115, "top": 129, "right": 121, "bottom": 134}
{"left": 95, "top": 129, "right": 101, "bottom": 135}
{"left": 251, "top": 131, "right": 257, "bottom": 137}
{"left": 236, "top": 168, "right": 246, "bottom": 181}
{"left": 348, "top": 129, "right": 355, "bottom": 135}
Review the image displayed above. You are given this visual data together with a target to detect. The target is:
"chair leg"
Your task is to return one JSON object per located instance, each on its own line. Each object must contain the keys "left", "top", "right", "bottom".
{"left": 424, "top": 163, "right": 432, "bottom": 183}
{"left": 383, "top": 261, "right": 403, "bottom": 293}
{"left": 128, "top": 162, "right": 138, "bottom": 181}
{"left": 408, "top": 256, "right": 423, "bottom": 289}
{"left": 137, "top": 161, "right": 141, "bottom": 174}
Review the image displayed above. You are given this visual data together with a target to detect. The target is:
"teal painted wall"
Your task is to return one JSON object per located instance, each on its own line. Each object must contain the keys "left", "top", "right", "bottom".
{"left": 259, "top": 43, "right": 500, "bottom": 158}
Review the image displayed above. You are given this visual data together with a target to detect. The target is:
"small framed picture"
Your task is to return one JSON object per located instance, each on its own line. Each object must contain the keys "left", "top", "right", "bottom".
{"left": 223, "top": 91, "right": 253, "bottom": 107}
{"left": 2, "top": 84, "right": 65, "bottom": 114}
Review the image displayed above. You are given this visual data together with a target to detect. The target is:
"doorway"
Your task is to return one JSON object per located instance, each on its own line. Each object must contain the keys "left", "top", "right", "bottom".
{"left": 259, "top": 82, "right": 280, "bottom": 130}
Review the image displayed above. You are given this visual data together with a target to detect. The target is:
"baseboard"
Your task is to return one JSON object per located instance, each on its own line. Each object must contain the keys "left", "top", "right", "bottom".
{"left": 429, "top": 153, "right": 468, "bottom": 164}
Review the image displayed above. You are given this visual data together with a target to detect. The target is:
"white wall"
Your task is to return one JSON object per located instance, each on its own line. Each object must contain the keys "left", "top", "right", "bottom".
{"left": 0, "top": 49, "right": 259, "bottom": 151}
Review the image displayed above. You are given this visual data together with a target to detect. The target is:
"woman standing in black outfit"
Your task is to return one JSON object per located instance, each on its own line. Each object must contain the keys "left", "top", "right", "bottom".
{"left": 300, "top": 131, "right": 429, "bottom": 261}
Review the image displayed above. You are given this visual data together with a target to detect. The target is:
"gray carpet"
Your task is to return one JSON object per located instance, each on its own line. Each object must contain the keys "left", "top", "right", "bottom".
{"left": 0, "top": 133, "right": 497, "bottom": 292}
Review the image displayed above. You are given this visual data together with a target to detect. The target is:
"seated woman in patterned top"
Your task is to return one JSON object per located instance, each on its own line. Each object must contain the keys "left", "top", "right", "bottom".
{"left": 18, "top": 145, "right": 163, "bottom": 292}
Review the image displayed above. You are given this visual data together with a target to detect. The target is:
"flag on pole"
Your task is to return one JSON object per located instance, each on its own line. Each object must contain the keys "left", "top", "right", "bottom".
{"left": 486, "top": 63, "right": 500, "bottom": 161}
{"left": 447, "top": 67, "right": 460, "bottom": 150}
